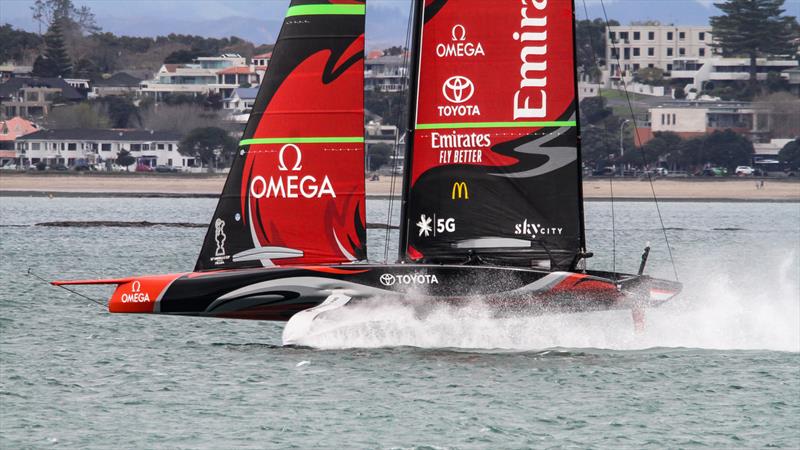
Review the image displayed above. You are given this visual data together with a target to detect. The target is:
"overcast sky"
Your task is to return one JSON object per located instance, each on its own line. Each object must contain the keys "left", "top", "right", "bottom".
{"left": 1, "top": 0, "right": 798, "bottom": 49}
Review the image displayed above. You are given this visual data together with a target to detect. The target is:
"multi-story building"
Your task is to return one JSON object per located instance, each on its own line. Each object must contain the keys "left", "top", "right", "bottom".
{"left": 0, "top": 77, "right": 84, "bottom": 119}
{"left": 212, "top": 66, "right": 260, "bottom": 99}
{"left": 139, "top": 54, "right": 247, "bottom": 100}
{"left": 365, "top": 55, "right": 408, "bottom": 93}
{"left": 14, "top": 129, "right": 188, "bottom": 169}
{"left": 605, "top": 25, "right": 714, "bottom": 80}
{"left": 637, "top": 101, "right": 772, "bottom": 144}
{"left": 0, "top": 63, "right": 32, "bottom": 82}
{"left": 90, "top": 72, "right": 142, "bottom": 98}
{"left": 671, "top": 57, "right": 799, "bottom": 92}
{"left": 223, "top": 87, "right": 259, "bottom": 123}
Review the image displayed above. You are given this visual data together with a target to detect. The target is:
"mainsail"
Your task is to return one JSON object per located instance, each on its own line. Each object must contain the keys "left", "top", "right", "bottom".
{"left": 400, "top": 0, "right": 584, "bottom": 270}
{"left": 195, "top": 0, "right": 367, "bottom": 271}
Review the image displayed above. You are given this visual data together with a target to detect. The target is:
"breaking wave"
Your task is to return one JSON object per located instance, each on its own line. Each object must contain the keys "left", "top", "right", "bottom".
{"left": 286, "top": 254, "right": 800, "bottom": 352}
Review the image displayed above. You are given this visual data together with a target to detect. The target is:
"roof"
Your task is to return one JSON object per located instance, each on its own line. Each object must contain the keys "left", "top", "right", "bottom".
{"left": 93, "top": 72, "right": 142, "bottom": 87}
{"left": 17, "top": 129, "right": 183, "bottom": 142}
{"left": 0, "top": 117, "right": 39, "bottom": 141}
{"left": 0, "top": 77, "right": 83, "bottom": 101}
{"left": 253, "top": 52, "right": 272, "bottom": 59}
{"left": 217, "top": 66, "right": 255, "bottom": 75}
{"left": 163, "top": 64, "right": 182, "bottom": 73}
{"left": 230, "top": 87, "right": 259, "bottom": 100}
{"left": 367, "top": 50, "right": 384, "bottom": 60}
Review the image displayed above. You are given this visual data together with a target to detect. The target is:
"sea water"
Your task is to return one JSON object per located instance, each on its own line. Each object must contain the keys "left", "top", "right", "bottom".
{"left": 1, "top": 197, "right": 798, "bottom": 448}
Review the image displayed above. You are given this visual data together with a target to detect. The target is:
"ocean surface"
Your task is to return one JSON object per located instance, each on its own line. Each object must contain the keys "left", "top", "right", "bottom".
{"left": 1, "top": 197, "right": 798, "bottom": 448}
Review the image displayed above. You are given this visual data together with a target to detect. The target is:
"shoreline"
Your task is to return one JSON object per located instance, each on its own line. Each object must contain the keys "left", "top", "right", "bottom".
{"left": 1, "top": 173, "right": 798, "bottom": 202}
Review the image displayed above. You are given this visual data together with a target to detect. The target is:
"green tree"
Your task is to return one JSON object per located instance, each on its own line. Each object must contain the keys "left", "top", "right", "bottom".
{"left": 383, "top": 46, "right": 404, "bottom": 56}
{"left": 116, "top": 149, "right": 136, "bottom": 169}
{"left": 703, "top": 129, "right": 754, "bottom": 172}
{"left": 101, "top": 96, "right": 140, "bottom": 128}
{"left": 0, "top": 24, "right": 43, "bottom": 63}
{"left": 633, "top": 67, "right": 665, "bottom": 86}
{"left": 778, "top": 139, "right": 800, "bottom": 169}
{"left": 31, "top": 54, "right": 60, "bottom": 77}
{"left": 37, "top": 18, "right": 72, "bottom": 77}
{"left": 575, "top": 18, "right": 616, "bottom": 81}
{"left": 31, "top": 0, "right": 99, "bottom": 35}
{"left": 624, "top": 131, "right": 683, "bottom": 167}
{"left": 710, "top": 0, "right": 799, "bottom": 90}
{"left": 46, "top": 103, "right": 110, "bottom": 128}
{"left": 368, "top": 144, "right": 392, "bottom": 171}
{"left": 579, "top": 97, "right": 612, "bottom": 126}
{"left": 179, "top": 127, "right": 238, "bottom": 169}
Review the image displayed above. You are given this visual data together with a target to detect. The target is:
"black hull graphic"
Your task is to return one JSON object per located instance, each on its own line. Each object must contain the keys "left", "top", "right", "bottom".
{"left": 83, "top": 264, "right": 681, "bottom": 322}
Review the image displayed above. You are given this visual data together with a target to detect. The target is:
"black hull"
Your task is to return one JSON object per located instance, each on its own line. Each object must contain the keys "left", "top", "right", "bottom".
{"left": 92, "top": 264, "right": 681, "bottom": 322}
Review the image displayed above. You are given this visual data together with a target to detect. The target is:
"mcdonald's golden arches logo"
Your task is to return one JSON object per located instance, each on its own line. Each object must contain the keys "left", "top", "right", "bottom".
{"left": 451, "top": 181, "right": 469, "bottom": 200}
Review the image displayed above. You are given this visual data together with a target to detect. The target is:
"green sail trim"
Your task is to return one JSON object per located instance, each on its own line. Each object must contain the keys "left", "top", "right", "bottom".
{"left": 285, "top": 4, "right": 366, "bottom": 17}
{"left": 416, "top": 121, "right": 578, "bottom": 130}
{"left": 240, "top": 137, "right": 365, "bottom": 146}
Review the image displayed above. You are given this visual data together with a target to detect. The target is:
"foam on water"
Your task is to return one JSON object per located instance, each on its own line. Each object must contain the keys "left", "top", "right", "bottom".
{"left": 287, "top": 254, "right": 800, "bottom": 352}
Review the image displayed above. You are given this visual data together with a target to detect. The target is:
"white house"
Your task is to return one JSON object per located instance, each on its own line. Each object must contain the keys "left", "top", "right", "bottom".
{"left": 139, "top": 54, "right": 247, "bottom": 100}
{"left": 14, "top": 129, "right": 192, "bottom": 169}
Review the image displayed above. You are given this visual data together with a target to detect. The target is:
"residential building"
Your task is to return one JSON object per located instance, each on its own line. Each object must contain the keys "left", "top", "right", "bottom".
{"left": 14, "top": 129, "right": 188, "bottom": 169}
{"left": 139, "top": 54, "right": 247, "bottom": 100}
{"left": 0, "top": 117, "right": 38, "bottom": 150}
{"left": 90, "top": 72, "right": 142, "bottom": 98}
{"left": 365, "top": 55, "right": 408, "bottom": 93}
{"left": 223, "top": 87, "right": 259, "bottom": 124}
{"left": 783, "top": 67, "right": 800, "bottom": 96}
{"left": 213, "top": 66, "right": 260, "bottom": 99}
{"left": 0, "top": 77, "right": 83, "bottom": 119}
{"left": 637, "top": 100, "right": 772, "bottom": 144}
{"left": 0, "top": 63, "right": 33, "bottom": 82}
{"left": 671, "top": 57, "right": 799, "bottom": 92}
{"left": 605, "top": 25, "right": 713, "bottom": 80}
{"left": 251, "top": 52, "right": 271, "bottom": 79}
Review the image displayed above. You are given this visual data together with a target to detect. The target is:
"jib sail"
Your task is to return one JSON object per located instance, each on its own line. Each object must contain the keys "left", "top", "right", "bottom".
{"left": 400, "top": 0, "right": 584, "bottom": 270}
{"left": 196, "top": 0, "right": 367, "bottom": 271}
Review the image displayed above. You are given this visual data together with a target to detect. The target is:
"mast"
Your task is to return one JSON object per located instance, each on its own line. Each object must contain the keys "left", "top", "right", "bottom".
{"left": 397, "top": 0, "right": 425, "bottom": 262}
{"left": 571, "top": 0, "right": 587, "bottom": 255}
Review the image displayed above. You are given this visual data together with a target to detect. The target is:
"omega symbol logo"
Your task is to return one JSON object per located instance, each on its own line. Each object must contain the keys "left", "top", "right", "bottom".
{"left": 379, "top": 274, "right": 396, "bottom": 286}
{"left": 131, "top": 280, "right": 141, "bottom": 293}
{"left": 442, "top": 76, "right": 475, "bottom": 104}
{"left": 451, "top": 24, "right": 466, "bottom": 41}
{"left": 278, "top": 143, "right": 302, "bottom": 172}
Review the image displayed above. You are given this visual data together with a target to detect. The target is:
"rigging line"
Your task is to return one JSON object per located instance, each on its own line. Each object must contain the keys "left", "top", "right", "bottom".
{"left": 580, "top": 0, "right": 618, "bottom": 278}
{"left": 382, "top": 0, "right": 415, "bottom": 263}
{"left": 27, "top": 268, "right": 106, "bottom": 307}
{"left": 598, "top": 0, "right": 680, "bottom": 282}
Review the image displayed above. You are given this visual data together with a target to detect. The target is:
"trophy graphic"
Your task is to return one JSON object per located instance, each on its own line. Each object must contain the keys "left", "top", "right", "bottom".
{"left": 214, "top": 218, "right": 226, "bottom": 256}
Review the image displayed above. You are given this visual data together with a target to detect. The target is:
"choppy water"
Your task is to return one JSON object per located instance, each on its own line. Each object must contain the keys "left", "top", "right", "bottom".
{"left": 1, "top": 197, "right": 798, "bottom": 448}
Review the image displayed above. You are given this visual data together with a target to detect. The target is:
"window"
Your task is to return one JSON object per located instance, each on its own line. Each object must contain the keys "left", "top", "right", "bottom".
{"left": 620, "top": 31, "right": 629, "bottom": 41}
{"left": 667, "top": 48, "right": 673, "bottom": 56}
{"left": 633, "top": 63, "right": 640, "bottom": 71}
{"left": 611, "top": 48, "right": 619, "bottom": 58}
{"left": 624, "top": 48, "right": 630, "bottom": 59}
{"left": 648, "top": 64, "right": 655, "bottom": 68}
{"left": 131, "top": 144, "right": 142, "bottom": 151}
{"left": 60, "top": 143, "right": 65, "bottom": 151}
{"left": 648, "top": 47, "right": 655, "bottom": 56}
{"left": 157, "top": 143, "right": 165, "bottom": 150}
{"left": 648, "top": 31, "right": 655, "bottom": 40}
{"left": 699, "top": 32, "right": 705, "bottom": 41}
{"left": 142, "top": 144, "right": 150, "bottom": 150}
{"left": 699, "top": 48, "right": 705, "bottom": 57}
{"left": 633, "top": 48, "right": 641, "bottom": 56}
{"left": 679, "top": 48, "right": 686, "bottom": 56}
{"left": 31, "top": 143, "right": 40, "bottom": 151}
{"left": 609, "top": 31, "right": 616, "bottom": 40}
{"left": 168, "top": 144, "right": 174, "bottom": 151}
{"left": 661, "top": 114, "right": 665, "bottom": 125}
{"left": 679, "top": 31, "right": 685, "bottom": 40}
{"left": 633, "top": 31, "right": 640, "bottom": 40}
{"left": 168, "top": 158, "right": 173, "bottom": 166}
{"left": 102, "top": 143, "right": 111, "bottom": 152}
{"left": 667, "top": 31, "right": 673, "bottom": 40}
{"left": 672, "top": 114, "right": 677, "bottom": 124}
{"left": 667, "top": 63, "right": 673, "bottom": 71}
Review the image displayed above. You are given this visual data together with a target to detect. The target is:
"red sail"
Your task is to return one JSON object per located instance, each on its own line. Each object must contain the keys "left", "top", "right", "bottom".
{"left": 195, "top": 1, "right": 366, "bottom": 271}
{"left": 403, "top": 0, "right": 583, "bottom": 270}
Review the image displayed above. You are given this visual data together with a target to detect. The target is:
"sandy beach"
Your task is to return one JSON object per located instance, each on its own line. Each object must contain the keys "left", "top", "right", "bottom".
{"left": 1, "top": 173, "right": 798, "bottom": 201}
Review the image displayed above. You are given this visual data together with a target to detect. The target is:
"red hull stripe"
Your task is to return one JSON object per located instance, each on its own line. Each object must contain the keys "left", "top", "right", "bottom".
{"left": 240, "top": 137, "right": 364, "bottom": 146}
{"left": 286, "top": 5, "right": 365, "bottom": 17}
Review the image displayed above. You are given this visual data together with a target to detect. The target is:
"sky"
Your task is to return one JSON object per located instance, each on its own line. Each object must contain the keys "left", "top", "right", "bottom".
{"left": 1, "top": 0, "right": 799, "bottom": 49}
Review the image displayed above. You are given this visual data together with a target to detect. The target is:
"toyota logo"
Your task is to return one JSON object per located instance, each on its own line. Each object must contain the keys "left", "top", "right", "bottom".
{"left": 442, "top": 76, "right": 475, "bottom": 104}
{"left": 379, "top": 274, "right": 396, "bottom": 286}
